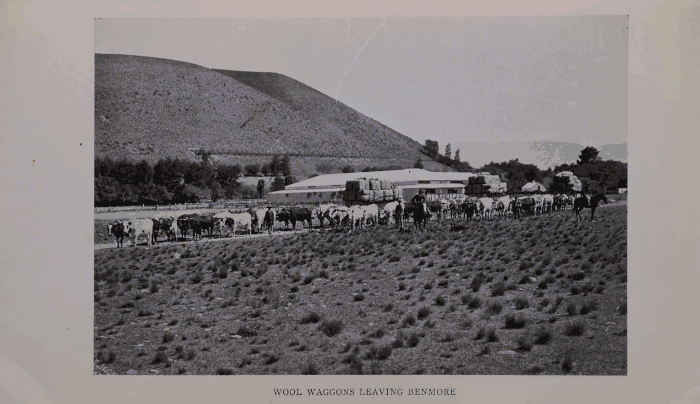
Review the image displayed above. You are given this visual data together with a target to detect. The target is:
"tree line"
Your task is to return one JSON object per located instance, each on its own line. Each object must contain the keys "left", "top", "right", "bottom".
{"left": 94, "top": 155, "right": 297, "bottom": 206}
{"left": 421, "top": 141, "right": 627, "bottom": 194}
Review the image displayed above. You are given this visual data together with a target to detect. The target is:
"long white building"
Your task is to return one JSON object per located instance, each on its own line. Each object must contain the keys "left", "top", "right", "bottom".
{"left": 267, "top": 169, "right": 475, "bottom": 204}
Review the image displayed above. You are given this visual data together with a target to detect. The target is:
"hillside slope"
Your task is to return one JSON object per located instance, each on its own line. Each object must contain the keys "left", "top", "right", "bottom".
{"left": 95, "top": 54, "right": 448, "bottom": 177}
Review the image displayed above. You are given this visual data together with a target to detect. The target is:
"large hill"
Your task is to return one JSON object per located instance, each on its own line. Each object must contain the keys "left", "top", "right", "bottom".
{"left": 95, "top": 54, "right": 449, "bottom": 178}
{"left": 451, "top": 140, "right": 627, "bottom": 169}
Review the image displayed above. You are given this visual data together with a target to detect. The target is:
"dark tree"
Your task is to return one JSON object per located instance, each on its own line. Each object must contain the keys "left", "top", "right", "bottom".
{"left": 154, "top": 158, "right": 186, "bottom": 190}
{"left": 284, "top": 175, "right": 297, "bottom": 186}
{"left": 134, "top": 160, "right": 154, "bottom": 185}
{"left": 270, "top": 154, "right": 283, "bottom": 175}
{"left": 257, "top": 179, "right": 265, "bottom": 198}
{"left": 424, "top": 140, "right": 439, "bottom": 159}
{"left": 270, "top": 176, "right": 286, "bottom": 192}
{"left": 244, "top": 164, "right": 260, "bottom": 177}
{"left": 281, "top": 155, "right": 292, "bottom": 177}
{"left": 453, "top": 149, "right": 461, "bottom": 163}
{"left": 577, "top": 146, "right": 600, "bottom": 165}
{"left": 342, "top": 165, "right": 355, "bottom": 173}
{"left": 524, "top": 166, "right": 538, "bottom": 182}
{"left": 260, "top": 164, "right": 271, "bottom": 176}
{"left": 216, "top": 164, "right": 241, "bottom": 186}
{"left": 414, "top": 158, "right": 424, "bottom": 169}
{"left": 445, "top": 143, "right": 452, "bottom": 160}
{"left": 113, "top": 159, "right": 137, "bottom": 185}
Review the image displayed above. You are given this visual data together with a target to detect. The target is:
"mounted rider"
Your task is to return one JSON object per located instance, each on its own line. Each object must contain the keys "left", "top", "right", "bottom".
{"left": 411, "top": 189, "right": 429, "bottom": 216}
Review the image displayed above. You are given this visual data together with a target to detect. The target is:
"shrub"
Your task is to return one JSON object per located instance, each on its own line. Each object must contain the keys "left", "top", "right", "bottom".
{"left": 300, "top": 312, "right": 321, "bottom": 324}
{"left": 504, "top": 313, "right": 527, "bottom": 329}
{"left": 218, "top": 267, "right": 228, "bottom": 279}
{"left": 162, "top": 332, "right": 175, "bottom": 343}
{"left": 563, "top": 319, "right": 586, "bottom": 336}
{"left": 262, "top": 354, "right": 279, "bottom": 365}
{"left": 216, "top": 368, "right": 235, "bottom": 375}
{"left": 402, "top": 315, "right": 416, "bottom": 328}
{"left": 96, "top": 349, "right": 115, "bottom": 364}
{"left": 459, "top": 318, "right": 473, "bottom": 330}
{"left": 565, "top": 302, "right": 577, "bottom": 316}
{"left": 319, "top": 319, "right": 343, "bottom": 337}
{"left": 392, "top": 332, "right": 404, "bottom": 348}
{"left": 470, "top": 272, "right": 485, "bottom": 292}
{"left": 366, "top": 345, "right": 393, "bottom": 360}
{"left": 406, "top": 332, "right": 421, "bottom": 347}
{"left": 515, "top": 333, "right": 533, "bottom": 352}
{"left": 189, "top": 271, "right": 203, "bottom": 284}
{"left": 513, "top": 294, "right": 529, "bottom": 310}
{"left": 152, "top": 351, "right": 168, "bottom": 364}
{"left": 461, "top": 294, "right": 482, "bottom": 309}
{"left": 435, "top": 295, "right": 446, "bottom": 306}
{"left": 533, "top": 325, "right": 552, "bottom": 344}
{"left": 417, "top": 306, "right": 431, "bottom": 319}
{"left": 301, "top": 361, "right": 319, "bottom": 375}
{"left": 490, "top": 281, "right": 506, "bottom": 297}
{"left": 580, "top": 299, "right": 598, "bottom": 315}
{"left": 618, "top": 301, "right": 627, "bottom": 315}
{"left": 354, "top": 293, "right": 365, "bottom": 302}
{"left": 486, "top": 300, "right": 503, "bottom": 316}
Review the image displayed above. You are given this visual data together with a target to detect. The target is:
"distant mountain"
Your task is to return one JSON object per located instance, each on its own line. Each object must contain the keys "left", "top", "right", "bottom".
{"left": 94, "top": 54, "right": 450, "bottom": 178}
{"left": 451, "top": 140, "right": 627, "bottom": 169}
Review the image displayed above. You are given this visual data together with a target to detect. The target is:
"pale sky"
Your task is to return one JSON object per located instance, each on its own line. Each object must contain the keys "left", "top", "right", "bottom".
{"left": 95, "top": 16, "right": 628, "bottom": 148}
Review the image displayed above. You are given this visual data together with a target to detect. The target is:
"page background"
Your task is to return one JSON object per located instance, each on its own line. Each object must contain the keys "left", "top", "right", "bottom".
{"left": 1, "top": 1, "right": 698, "bottom": 403}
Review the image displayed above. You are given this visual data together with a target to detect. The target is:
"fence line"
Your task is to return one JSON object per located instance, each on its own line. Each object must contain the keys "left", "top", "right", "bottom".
{"left": 94, "top": 199, "right": 326, "bottom": 214}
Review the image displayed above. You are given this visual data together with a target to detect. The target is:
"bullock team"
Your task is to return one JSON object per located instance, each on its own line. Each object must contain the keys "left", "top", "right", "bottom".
{"left": 105, "top": 192, "right": 605, "bottom": 247}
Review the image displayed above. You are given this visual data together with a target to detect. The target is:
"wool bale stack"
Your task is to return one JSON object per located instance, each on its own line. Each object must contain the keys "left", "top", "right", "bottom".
{"left": 465, "top": 173, "right": 507, "bottom": 194}
{"left": 343, "top": 178, "right": 399, "bottom": 204}
{"left": 553, "top": 171, "right": 582, "bottom": 192}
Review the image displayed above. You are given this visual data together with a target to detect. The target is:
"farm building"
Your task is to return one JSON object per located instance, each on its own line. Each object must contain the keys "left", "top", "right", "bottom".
{"left": 521, "top": 181, "right": 547, "bottom": 193}
{"left": 267, "top": 187, "right": 344, "bottom": 204}
{"left": 267, "top": 169, "right": 472, "bottom": 204}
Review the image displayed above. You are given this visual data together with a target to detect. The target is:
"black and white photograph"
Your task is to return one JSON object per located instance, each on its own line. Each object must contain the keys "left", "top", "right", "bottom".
{"left": 4, "top": 0, "right": 700, "bottom": 401}
{"left": 93, "top": 16, "right": 628, "bottom": 376}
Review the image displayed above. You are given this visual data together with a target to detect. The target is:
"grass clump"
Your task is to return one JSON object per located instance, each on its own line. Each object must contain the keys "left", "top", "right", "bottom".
{"left": 319, "top": 319, "right": 343, "bottom": 337}
{"left": 504, "top": 313, "right": 527, "bottom": 329}
{"left": 513, "top": 294, "right": 529, "bottom": 310}
{"left": 563, "top": 319, "right": 586, "bottom": 336}
{"left": 417, "top": 306, "right": 431, "bottom": 319}
{"left": 300, "top": 312, "right": 321, "bottom": 324}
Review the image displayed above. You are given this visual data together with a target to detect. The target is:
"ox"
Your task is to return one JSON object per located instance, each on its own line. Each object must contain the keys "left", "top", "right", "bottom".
{"left": 360, "top": 204, "right": 380, "bottom": 227}
{"left": 106, "top": 221, "right": 126, "bottom": 248}
{"left": 313, "top": 204, "right": 337, "bottom": 229}
{"left": 348, "top": 206, "right": 365, "bottom": 230}
{"left": 289, "top": 207, "right": 313, "bottom": 232}
{"left": 477, "top": 197, "right": 494, "bottom": 221}
{"left": 426, "top": 200, "right": 443, "bottom": 221}
{"left": 126, "top": 218, "right": 153, "bottom": 247}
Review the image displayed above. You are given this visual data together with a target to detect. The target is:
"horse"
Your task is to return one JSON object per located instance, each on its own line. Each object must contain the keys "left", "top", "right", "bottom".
{"left": 412, "top": 202, "right": 428, "bottom": 232}
{"left": 572, "top": 193, "right": 609, "bottom": 222}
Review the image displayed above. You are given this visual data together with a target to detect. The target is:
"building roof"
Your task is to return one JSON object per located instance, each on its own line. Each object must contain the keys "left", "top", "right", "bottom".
{"left": 285, "top": 169, "right": 473, "bottom": 190}
{"left": 398, "top": 183, "right": 466, "bottom": 190}
{"left": 268, "top": 187, "right": 344, "bottom": 195}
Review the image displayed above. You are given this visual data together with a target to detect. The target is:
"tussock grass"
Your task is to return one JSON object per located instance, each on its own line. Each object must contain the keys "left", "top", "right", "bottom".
{"left": 563, "top": 319, "right": 586, "bottom": 336}
{"left": 533, "top": 325, "right": 552, "bottom": 345}
{"left": 504, "top": 313, "right": 527, "bottom": 329}
{"left": 319, "top": 319, "right": 343, "bottom": 337}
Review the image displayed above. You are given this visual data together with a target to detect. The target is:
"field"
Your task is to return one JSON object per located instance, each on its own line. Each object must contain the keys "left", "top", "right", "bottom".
{"left": 94, "top": 205, "right": 627, "bottom": 375}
